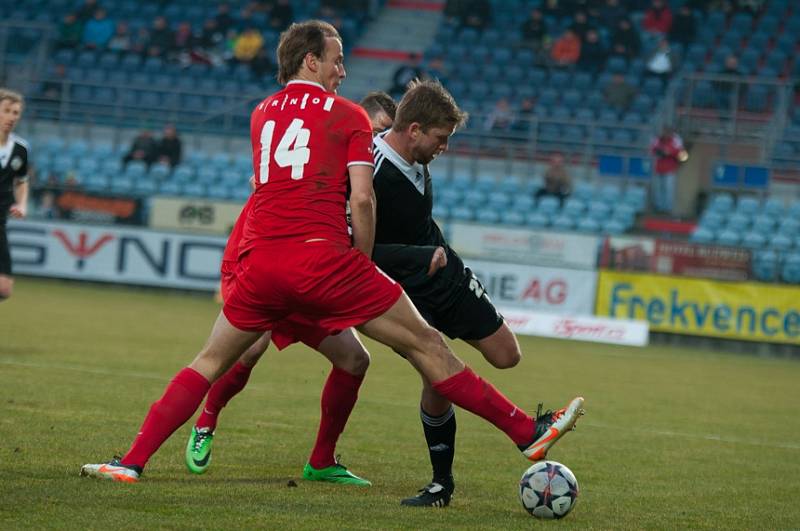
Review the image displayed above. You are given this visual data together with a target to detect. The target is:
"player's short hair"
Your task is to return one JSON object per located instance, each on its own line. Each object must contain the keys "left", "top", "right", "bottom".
{"left": 276, "top": 20, "right": 341, "bottom": 85}
{"left": 393, "top": 79, "right": 467, "bottom": 133}
{"left": 0, "top": 88, "right": 24, "bottom": 107}
{"left": 360, "top": 91, "right": 397, "bottom": 121}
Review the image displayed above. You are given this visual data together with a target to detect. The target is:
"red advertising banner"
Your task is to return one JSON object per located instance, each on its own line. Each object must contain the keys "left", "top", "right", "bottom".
{"left": 652, "top": 240, "right": 751, "bottom": 281}
{"left": 599, "top": 237, "right": 751, "bottom": 281}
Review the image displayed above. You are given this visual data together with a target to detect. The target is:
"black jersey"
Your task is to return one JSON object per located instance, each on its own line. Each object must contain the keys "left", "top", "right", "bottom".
{"left": 372, "top": 133, "right": 469, "bottom": 311}
{"left": 0, "top": 133, "right": 29, "bottom": 223}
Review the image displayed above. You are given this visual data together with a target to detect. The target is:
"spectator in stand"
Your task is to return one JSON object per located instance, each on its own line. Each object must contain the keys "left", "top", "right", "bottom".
{"left": 520, "top": 8, "right": 550, "bottom": 53}
{"left": 107, "top": 21, "right": 132, "bottom": 52}
{"left": 451, "top": 0, "right": 491, "bottom": 33}
{"left": 645, "top": 38, "right": 674, "bottom": 86}
{"left": 511, "top": 97, "right": 535, "bottom": 135}
{"left": 570, "top": 11, "right": 593, "bottom": 42}
{"left": 603, "top": 73, "right": 636, "bottom": 111}
{"left": 42, "top": 64, "right": 68, "bottom": 100}
{"left": 611, "top": 18, "right": 642, "bottom": 60}
{"left": 643, "top": 0, "right": 673, "bottom": 35}
{"left": 550, "top": 29, "right": 581, "bottom": 68}
{"left": 598, "top": 0, "right": 626, "bottom": 31}
{"left": 215, "top": 3, "right": 235, "bottom": 34}
{"left": 715, "top": 54, "right": 743, "bottom": 108}
{"left": 82, "top": 8, "right": 115, "bottom": 49}
{"left": 122, "top": 130, "right": 158, "bottom": 168}
{"left": 156, "top": 125, "right": 182, "bottom": 168}
{"left": 250, "top": 47, "right": 276, "bottom": 78}
{"left": 56, "top": 14, "right": 83, "bottom": 50}
{"left": 130, "top": 26, "right": 151, "bottom": 56}
{"left": 669, "top": 5, "right": 696, "bottom": 46}
{"left": 536, "top": 152, "right": 572, "bottom": 206}
{"left": 74, "top": 0, "right": 99, "bottom": 23}
{"left": 148, "top": 16, "right": 175, "bottom": 58}
{"left": 542, "top": 0, "right": 565, "bottom": 18}
{"left": 173, "top": 22, "right": 194, "bottom": 56}
{"left": 389, "top": 53, "right": 426, "bottom": 98}
{"left": 425, "top": 55, "right": 450, "bottom": 84}
{"left": 269, "top": 0, "right": 295, "bottom": 30}
{"left": 484, "top": 98, "right": 514, "bottom": 132}
{"left": 578, "top": 29, "right": 607, "bottom": 74}
{"left": 649, "top": 125, "right": 687, "bottom": 214}
{"left": 234, "top": 27, "right": 264, "bottom": 64}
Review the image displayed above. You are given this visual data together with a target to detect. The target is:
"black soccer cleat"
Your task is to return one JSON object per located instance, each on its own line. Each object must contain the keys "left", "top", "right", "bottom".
{"left": 400, "top": 480, "right": 454, "bottom": 508}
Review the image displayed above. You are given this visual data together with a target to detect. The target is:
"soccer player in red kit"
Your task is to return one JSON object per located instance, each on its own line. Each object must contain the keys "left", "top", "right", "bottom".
{"left": 81, "top": 20, "right": 583, "bottom": 484}
{"left": 185, "top": 93, "right": 403, "bottom": 482}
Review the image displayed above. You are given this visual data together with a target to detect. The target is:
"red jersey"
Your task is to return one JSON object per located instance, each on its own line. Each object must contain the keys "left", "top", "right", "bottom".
{"left": 223, "top": 194, "right": 254, "bottom": 263}
{"left": 240, "top": 80, "right": 374, "bottom": 253}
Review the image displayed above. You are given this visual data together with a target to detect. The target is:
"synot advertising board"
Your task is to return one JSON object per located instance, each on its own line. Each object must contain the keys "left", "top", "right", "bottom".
{"left": 466, "top": 259, "right": 598, "bottom": 315}
{"left": 449, "top": 222, "right": 600, "bottom": 270}
{"left": 595, "top": 270, "right": 800, "bottom": 344}
{"left": 8, "top": 219, "right": 225, "bottom": 291}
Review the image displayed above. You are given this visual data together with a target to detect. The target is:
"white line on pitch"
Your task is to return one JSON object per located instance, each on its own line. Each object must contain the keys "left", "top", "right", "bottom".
{"left": 581, "top": 421, "right": 800, "bottom": 450}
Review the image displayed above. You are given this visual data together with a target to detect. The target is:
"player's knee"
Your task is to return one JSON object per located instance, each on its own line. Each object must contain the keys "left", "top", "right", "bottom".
{"left": 348, "top": 348, "right": 370, "bottom": 375}
{"left": 0, "top": 279, "right": 12, "bottom": 301}
{"left": 487, "top": 346, "right": 522, "bottom": 369}
{"left": 417, "top": 326, "right": 450, "bottom": 360}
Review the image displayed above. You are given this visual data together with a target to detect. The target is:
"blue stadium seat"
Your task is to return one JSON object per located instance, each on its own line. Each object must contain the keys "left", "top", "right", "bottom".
{"left": 134, "top": 178, "right": 158, "bottom": 194}
{"left": 743, "top": 166, "right": 769, "bottom": 189}
{"left": 577, "top": 217, "right": 601, "bottom": 233}
{"left": 588, "top": 201, "right": 612, "bottom": 220}
{"left": 562, "top": 198, "right": 585, "bottom": 217}
{"left": 537, "top": 196, "right": 560, "bottom": 216}
{"left": 432, "top": 204, "right": 450, "bottom": 220}
{"left": 526, "top": 211, "right": 550, "bottom": 228}
{"left": 601, "top": 218, "right": 627, "bottom": 235}
{"left": 500, "top": 210, "right": 525, "bottom": 226}
{"left": 752, "top": 250, "right": 779, "bottom": 282}
{"left": 737, "top": 196, "right": 760, "bottom": 216}
{"left": 727, "top": 212, "right": 750, "bottom": 232}
{"left": 476, "top": 209, "right": 500, "bottom": 224}
{"left": 450, "top": 205, "right": 473, "bottom": 221}
{"left": 690, "top": 226, "right": 715, "bottom": 244}
{"left": 511, "top": 194, "right": 535, "bottom": 211}
{"left": 149, "top": 163, "right": 171, "bottom": 181}
{"left": 699, "top": 210, "right": 725, "bottom": 231}
{"left": 552, "top": 214, "right": 575, "bottom": 231}
{"left": 708, "top": 192, "right": 734, "bottom": 213}
{"left": 768, "top": 233, "right": 793, "bottom": 251}
{"left": 598, "top": 154, "right": 624, "bottom": 177}
{"left": 781, "top": 253, "right": 800, "bottom": 283}
{"left": 778, "top": 218, "right": 800, "bottom": 237}
{"left": 84, "top": 173, "right": 108, "bottom": 191}
{"left": 716, "top": 229, "right": 741, "bottom": 247}
{"left": 752, "top": 214, "right": 776, "bottom": 233}
{"left": 741, "top": 230, "right": 766, "bottom": 249}
{"left": 182, "top": 182, "right": 208, "bottom": 198}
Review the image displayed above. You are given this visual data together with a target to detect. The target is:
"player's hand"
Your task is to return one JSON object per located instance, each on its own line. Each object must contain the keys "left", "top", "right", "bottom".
{"left": 427, "top": 246, "right": 447, "bottom": 277}
{"left": 9, "top": 203, "right": 26, "bottom": 218}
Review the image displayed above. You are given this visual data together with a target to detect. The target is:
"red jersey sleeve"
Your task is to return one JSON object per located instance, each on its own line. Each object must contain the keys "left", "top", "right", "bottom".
{"left": 345, "top": 104, "right": 374, "bottom": 168}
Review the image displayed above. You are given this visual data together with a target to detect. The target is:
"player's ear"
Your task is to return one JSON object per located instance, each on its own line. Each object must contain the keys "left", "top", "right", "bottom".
{"left": 305, "top": 51, "right": 319, "bottom": 73}
{"left": 409, "top": 122, "right": 422, "bottom": 139}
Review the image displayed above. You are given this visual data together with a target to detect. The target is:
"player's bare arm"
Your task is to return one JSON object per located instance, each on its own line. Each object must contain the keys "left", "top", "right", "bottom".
{"left": 9, "top": 178, "right": 28, "bottom": 218}
{"left": 348, "top": 164, "right": 376, "bottom": 256}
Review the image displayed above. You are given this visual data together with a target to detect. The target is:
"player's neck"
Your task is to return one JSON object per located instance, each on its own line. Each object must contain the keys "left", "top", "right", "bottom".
{"left": 0, "top": 131, "right": 9, "bottom": 145}
{"left": 383, "top": 130, "right": 414, "bottom": 165}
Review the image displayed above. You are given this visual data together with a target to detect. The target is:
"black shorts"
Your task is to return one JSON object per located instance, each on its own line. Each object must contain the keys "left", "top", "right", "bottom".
{"left": 0, "top": 224, "right": 10, "bottom": 275}
{"left": 413, "top": 266, "right": 504, "bottom": 341}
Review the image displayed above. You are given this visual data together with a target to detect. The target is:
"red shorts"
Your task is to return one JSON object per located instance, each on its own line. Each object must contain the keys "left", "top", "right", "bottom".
{"left": 223, "top": 240, "right": 403, "bottom": 350}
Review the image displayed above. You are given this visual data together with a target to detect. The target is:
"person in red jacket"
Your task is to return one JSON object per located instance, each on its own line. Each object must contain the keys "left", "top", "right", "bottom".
{"left": 643, "top": 0, "right": 673, "bottom": 35}
{"left": 649, "top": 125, "right": 687, "bottom": 214}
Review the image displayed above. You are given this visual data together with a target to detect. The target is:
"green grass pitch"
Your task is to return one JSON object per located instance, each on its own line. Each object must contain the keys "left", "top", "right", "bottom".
{"left": 2, "top": 278, "right": 799, "bottom": 530}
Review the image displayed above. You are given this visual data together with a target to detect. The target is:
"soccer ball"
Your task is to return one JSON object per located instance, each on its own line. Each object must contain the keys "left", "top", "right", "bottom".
{"left": 518, "top": 460, "right": 579, "bottom": 519}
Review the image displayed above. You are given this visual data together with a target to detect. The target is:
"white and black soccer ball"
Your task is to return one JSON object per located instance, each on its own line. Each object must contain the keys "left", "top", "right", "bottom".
{"left": 518, "top": 460, "right": 579, "bottom": 519}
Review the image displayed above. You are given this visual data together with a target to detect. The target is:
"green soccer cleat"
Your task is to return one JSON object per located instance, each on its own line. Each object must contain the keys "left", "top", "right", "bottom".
{"left": 302, "top": 460, "right": 372, "bottom": 486}
{"left": 185, "top": 427, "right": 214, "bottom": 474}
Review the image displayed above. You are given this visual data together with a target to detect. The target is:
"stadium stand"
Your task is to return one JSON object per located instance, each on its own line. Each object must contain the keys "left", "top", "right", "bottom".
{"left": 2, "top": 0, "right": 799, "bottom": 267}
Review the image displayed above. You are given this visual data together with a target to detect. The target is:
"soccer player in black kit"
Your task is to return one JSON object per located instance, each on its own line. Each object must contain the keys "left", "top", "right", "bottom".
{"left": 371, "top": 80, "right": 582, "bottom": 508}
{"left": 0, "top": 89, "right": 29, "bottom": 301}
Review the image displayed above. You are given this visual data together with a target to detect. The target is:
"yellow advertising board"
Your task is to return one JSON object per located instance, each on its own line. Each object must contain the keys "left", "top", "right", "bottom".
{"left": 595, "top": 270, "right": 800, "bottom": 344}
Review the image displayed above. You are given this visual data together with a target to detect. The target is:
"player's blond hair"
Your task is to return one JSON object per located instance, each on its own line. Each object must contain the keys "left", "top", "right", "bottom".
{"left": 0, "top": 88, "right": 24, "bottom": 107}
{"left": 276, "top": 20, "right": 341, "bottom": 85}
{"left": 393, "top": 79, "right": 467, "bottom": 133}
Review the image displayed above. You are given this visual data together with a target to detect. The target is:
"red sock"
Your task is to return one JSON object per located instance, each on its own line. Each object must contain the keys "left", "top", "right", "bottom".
{"left": 308, "top": 367, "right": 364, "bottom": 469}
{"left": 122, "top": 367, "right": 210, "bottom": 469}
{"left": 432, "top": 366, "right": 534, "bottom": 446}
{"left": 195, "top": 361, "right": 254, "bottom": 431}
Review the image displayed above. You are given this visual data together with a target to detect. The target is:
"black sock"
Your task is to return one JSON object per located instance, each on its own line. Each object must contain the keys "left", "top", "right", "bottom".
{"left": 421, "top": 406, "right": 456, "bottom": 491}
